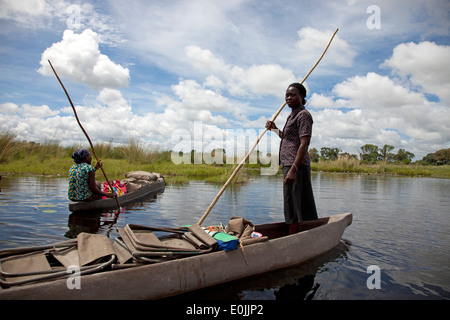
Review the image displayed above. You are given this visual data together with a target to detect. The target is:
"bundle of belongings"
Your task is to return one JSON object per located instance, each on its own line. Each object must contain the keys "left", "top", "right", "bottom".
{"left": 99, "top": 171, "right": 165, "bottom": 199}
{"left": 204, "top": 217, "right": 268, "bottom": 251}
{"left": 0, "top": 216, "right": 267, "bottom": 288}
{"left": 102, "top": 180, "right": 127, "bottom": 198}
{"left": 114, "top": 216, "right": 268, "bottom": 264}
{"left": 123, "top": 171, "right": 164, "bottom": 193}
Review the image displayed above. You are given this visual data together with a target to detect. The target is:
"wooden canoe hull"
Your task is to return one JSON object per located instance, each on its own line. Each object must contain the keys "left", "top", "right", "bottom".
{"left": 68, "top": 180, "right": 165, "bottom": 212}
{"left": 0, "top": 213, "right": 352, "bottom": 300}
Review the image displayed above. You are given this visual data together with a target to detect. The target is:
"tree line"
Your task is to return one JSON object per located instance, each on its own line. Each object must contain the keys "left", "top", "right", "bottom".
{"left": 309, "top": 144, "right": 450, "bottom": 165}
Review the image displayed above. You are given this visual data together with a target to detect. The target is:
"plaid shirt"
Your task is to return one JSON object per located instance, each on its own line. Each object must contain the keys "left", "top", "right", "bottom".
{"left": 280, "top": 106, "right": 313, "bottom": 166}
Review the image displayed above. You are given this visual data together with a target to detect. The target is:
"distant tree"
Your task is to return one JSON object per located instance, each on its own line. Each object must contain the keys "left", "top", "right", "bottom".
{"left": 309, "top": 147, "right": 320, "bottom": 162}
{"left": 339, "top": 152, "right": 358, "bottom": 160}
{"left": 394, "top": 148, "right": 415, "bottom": 164}
{"left": 421, "top": 152, "right": 437, "bottom": 165}
{"left": 435, "top": 148, "right": 450, "bottom": 165}
{"left": 360, "top": 144, "right": 380, "bottom": 163}
{"left": 380, "top": 145, "right": 395, "bottom": 164}
{"left": 422, "top": 148, "right": 450, "bottom": 165}
{"left": 320, "top": 147, "right": 341, "bottom": 160}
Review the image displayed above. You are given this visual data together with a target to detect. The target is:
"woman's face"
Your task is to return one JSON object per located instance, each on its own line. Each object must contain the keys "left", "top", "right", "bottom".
{"left": 285, "top": 86, "right": 303, "bottom": 108}
{"left": 85, "top": 154, "right": 92, "bottom": 165}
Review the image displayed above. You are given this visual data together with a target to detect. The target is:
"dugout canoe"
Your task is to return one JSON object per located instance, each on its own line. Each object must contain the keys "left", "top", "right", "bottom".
{"left": 68, "top": 179, "right": 165, "bottom": 212}
{"left": 0, "top": 212, "right": 352, "bottom": 300}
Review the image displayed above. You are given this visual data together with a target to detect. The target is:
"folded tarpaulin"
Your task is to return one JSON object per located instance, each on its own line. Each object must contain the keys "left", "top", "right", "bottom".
{"left": 0, "top": 234, "right": 117, "bottom": 288}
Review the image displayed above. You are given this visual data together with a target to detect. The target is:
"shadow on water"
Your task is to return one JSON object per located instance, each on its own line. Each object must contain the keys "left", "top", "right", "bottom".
{"left": 65, "top": 191, "right": 163, "bottom": 239}
{"left": 167, "top": 239, "right": 352, "bottom": 300}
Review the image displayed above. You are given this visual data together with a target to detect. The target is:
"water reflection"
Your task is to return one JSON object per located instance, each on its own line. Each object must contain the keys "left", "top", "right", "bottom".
{"left": 169, "top": 239, "right": 351, "bottom": 300}
{"left": 66, "top": 211, "right": 119, "bottom": 238}
{"left": 1, "top": 173, "right": 449, "bottom": 299}
{"left": 65, "top": 191, "right": 164, "bottom": 239}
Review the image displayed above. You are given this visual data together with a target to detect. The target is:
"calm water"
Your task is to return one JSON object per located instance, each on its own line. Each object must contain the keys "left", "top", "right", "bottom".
{"left": 0, "top": 172, "right": 449, "bottom": 300}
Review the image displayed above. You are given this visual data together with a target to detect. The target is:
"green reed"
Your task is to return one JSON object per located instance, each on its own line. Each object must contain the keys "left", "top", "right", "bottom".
{"left": 1, "top": 131, "right": 448, "bottom": 182}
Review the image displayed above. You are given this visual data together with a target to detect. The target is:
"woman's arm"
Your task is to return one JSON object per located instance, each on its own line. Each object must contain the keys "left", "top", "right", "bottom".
{"left": 265, "top": 121, "right": 283, "bottom": 139}
{"left": 88, "top": 161, "right": 116, "bottom": 198}
{"left": 283, "top": 136, "right": 311, "bottom": 184}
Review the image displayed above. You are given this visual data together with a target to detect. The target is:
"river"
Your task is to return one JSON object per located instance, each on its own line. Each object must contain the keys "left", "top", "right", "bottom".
{"left": 0, "top": 172, "right": 449, "bottom": 299}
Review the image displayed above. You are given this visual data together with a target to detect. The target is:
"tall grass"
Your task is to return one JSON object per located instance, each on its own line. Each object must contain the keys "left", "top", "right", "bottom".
{"left": 0, "top": 130, "right": 21, "bottom": 163}
{"left": 119, "top": 138, "right": 154, "bottom": 164}
{"left": 1, "top": 131, "right": 449, "bottom": 181}
{"left": 0, "top": 131, "right": 248, "bottom": 184}
{"left": 312, "top": 157, "right": 362, "bottom": 173}
{"left": 311, "top": 158, "right": 450, "bottom": 178}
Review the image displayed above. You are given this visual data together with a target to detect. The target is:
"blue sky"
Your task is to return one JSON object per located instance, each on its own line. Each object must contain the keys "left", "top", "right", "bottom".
{"left": 0, "top": 0, "right": 449, "bottom": 160}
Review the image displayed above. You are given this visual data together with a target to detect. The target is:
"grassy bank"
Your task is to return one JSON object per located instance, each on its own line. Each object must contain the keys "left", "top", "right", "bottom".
{"left": 0, "top": 155, "right": 251, "bottom": 185}
{"left": 1, "top": 155, "right": 449, "bottom": 182}
{"left": 0, "top": 132, "right": 250, "bottom": 184}
{"left": 1, "top": 132, "right": 448, "bottom": 182}
{"left": 311, "top": 159, "right": 450, "bottom": 179}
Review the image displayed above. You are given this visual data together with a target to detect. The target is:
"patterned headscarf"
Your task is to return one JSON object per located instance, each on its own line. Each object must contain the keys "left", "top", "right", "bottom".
{"left": 72, "top": 148, "right": 90, "bottom": 164}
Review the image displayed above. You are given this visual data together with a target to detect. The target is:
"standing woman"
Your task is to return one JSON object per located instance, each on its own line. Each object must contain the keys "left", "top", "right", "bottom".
{"left": 266, "top": 83, "right": 318, "bottom": 234}
{"left": 68, "top": 149, "right": 116, "bottom": 201}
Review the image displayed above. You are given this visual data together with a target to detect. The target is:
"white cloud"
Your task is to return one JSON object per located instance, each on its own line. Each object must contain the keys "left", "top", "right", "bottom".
{"left": 0, "top": 102, "right": 59, "bottom": 119}
{"left": 0, "top": 0, "right": 47, "bottom": 17}
{"left": 308, "top": 61, "right": 450, "bottom": 158}
{"left": 21, "top": 103, "right": 59, "bottom": 118}
{"left": 107, "top": 0, "right": 247, "bottom": 73}
{"left": 97, "top": 88, "right": 128, "bottom": 108}
{"left": 185, "top": 45, "right": 296, "bottom": 97}
{"left": 0, "top": 103, "right": 76, "bottom": 143}
{"left": 333, "top": 72, "right": 426, "bottom": 111}
{"left": 38, "top": 29, "right": 129, "bottom": 90}
{"left": 383, "top": 41, "right": 450, "bottom": 105}
{"left": 1, "top": 0, "right": 449, "bottom": 162}
{"left": 235, "top": 64, "right": 297, "bottom": 96}
{"left": 0, "top": 0, "right": 61, "bottom": 28}
{"left": 185, "top": 45, "right": 228, "bottom": 75}
{"left": 0, "top": 0, "right": 123, "bottom": 44}
{"left": 171, "top": 79, "right": 231, "bottom": 112}
{"left": 309, "top": 93, "right": 338, "bottom": 109}
{"left": 296, "top": 27, "right": 356, "bottom": 68}
{"left": 0, "top": 102, "right": 19, "bottom": 114}
{"left": 154, "top": 79, "right": 234, "bottom": 128}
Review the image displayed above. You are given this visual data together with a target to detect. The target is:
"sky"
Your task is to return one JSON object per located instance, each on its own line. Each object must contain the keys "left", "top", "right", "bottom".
{"left": 0, "top": 0, "right": 449, "bottom": 161}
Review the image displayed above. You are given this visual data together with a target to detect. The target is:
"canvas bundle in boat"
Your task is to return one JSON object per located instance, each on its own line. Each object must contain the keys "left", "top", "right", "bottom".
{"left": 226, "top": 217, "right": 268, "bottom": 246}
{"left": 226, "top": 217, "right": 254, "bottom": 239}
{"left": 116, "top": 223, "right": 217, "bottom": 263}
{"left": 205, "top": 217, "right": 268, "bottom": 251}
{"left": 122, "top": 171, "right": 165, "bottom": 193}
{"left": 125, "top": 171, "right": 161, "bottom": 181}
{"left": 0, "top": 233, "right": 117, "bottom": 288}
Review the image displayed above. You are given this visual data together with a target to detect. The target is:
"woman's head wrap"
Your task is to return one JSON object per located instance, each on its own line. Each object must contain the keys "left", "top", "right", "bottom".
{"left": 72, "top": 148, "right": 90, "bottom": 164}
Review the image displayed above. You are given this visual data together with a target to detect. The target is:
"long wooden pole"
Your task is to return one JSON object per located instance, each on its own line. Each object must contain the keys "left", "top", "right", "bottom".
{"left": 197, "top": 28, "right": 339, "bottom": 226}
{"left": 48, "top": 60, "right": 121, "bottom": 209}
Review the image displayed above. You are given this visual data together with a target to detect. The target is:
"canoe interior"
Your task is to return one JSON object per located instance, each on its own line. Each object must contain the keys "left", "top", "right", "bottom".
{"left": 0, "top": 213, "right": 350, "bottom": 299}
{"left": 69, "top": 180, "right": 165, "bottom": 212}
{"left": 254, "top": 217, "right": 330, "bottom": 240}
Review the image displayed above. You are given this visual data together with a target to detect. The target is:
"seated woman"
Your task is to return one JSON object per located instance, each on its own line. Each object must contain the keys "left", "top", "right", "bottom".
{"left": 68, "top": 149, "right": 117, "bottom": 201}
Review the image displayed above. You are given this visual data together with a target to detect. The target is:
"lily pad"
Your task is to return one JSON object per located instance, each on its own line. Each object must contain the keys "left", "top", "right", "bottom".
{"left": 42, "top": 210, "right": 58, "bottom": 213}
{"left": 35, "top": 204, "right": 57, "bottom": 208}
